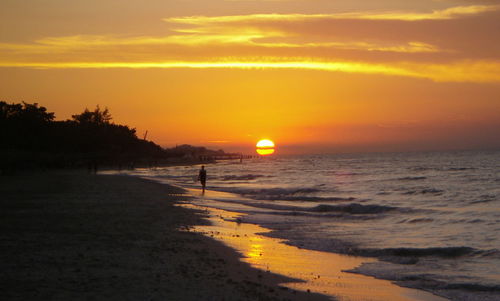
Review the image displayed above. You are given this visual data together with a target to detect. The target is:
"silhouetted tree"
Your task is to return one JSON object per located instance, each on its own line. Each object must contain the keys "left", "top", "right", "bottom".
{"left": 1, "top": 101, "right": 227, "bottom": 172}
{"left": 0, "top": 101, "right": 54, "bottom": 124}
{"left": 1, "top": 101, "right": 55, "bottom": 150}
{"left": 71, "top": 105, "right": 112, "bottom": 125}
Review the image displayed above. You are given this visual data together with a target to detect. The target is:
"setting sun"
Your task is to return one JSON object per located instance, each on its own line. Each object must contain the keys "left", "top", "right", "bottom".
{"left": 256, "top": 139, "right": 275, "bottom": 156}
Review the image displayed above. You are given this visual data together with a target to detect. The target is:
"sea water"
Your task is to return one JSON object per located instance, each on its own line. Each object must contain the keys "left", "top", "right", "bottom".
{"left": 117, "top": 150, "right": 500, "bottom": 300}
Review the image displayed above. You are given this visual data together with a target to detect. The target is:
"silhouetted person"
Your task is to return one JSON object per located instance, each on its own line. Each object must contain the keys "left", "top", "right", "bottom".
{"left": 198, "top": 165, "right": 207, "bottom": 194}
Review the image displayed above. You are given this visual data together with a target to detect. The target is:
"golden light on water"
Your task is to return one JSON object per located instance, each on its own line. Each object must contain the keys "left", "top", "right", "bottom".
{"left": 180, "top": 203, "right": 446, "bottom": 301}
{"left": 256, "top": 139, "right": 275, "bottom": 156}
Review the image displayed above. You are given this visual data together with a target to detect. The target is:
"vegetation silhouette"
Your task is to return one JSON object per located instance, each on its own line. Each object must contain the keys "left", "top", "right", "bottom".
{"left": 1, "top": 101, "right": 233, "bottom": 173}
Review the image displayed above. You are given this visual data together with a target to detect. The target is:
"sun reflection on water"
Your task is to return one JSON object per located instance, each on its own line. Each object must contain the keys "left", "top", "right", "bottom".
{"left": 178, "top": 203, "right": 447, "bottom": 301}
{"left": 247, "top": 242, "right": 264, "bottom": 258}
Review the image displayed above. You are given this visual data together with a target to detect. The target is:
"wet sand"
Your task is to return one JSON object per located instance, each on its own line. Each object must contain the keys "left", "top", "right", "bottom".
{"left": 182, "top": 190, "right": 449, "bottom": 301}
{"left": 0, "top": 171, "right": 327, "bottom": 301}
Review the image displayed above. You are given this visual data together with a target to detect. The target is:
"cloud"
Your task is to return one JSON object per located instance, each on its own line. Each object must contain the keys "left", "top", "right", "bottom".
{"left": 3, "top": 5, "right": 498, "bottom": 55}
{"left": 0, "top": 34, "right": 442, "bottom": 55}
{"left": 1, "top": 4, "right": 499, "bottom": 83}
{"left": 1, "top": 59, "right": 499, "bottom": 83}
{"left": 165, "top": 5, "right": 499, "bottom": 24}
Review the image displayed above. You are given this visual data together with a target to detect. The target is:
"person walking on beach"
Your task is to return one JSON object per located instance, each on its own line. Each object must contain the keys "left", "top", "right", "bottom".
{"left": 198, "top": 165, "right": 207, "bottom": 194}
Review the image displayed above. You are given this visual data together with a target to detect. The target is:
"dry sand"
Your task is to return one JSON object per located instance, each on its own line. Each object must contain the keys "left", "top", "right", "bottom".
{"left": 0, "top": 171, "right": 328, "bottom": 301}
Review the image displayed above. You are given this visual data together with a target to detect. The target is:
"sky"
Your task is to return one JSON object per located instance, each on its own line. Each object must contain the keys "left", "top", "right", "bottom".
{"left": 1, "top": 0, "right": 499, "bottom": 154}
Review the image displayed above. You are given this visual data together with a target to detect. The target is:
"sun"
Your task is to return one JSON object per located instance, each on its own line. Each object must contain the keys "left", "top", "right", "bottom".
{"left": 256, "top": 139, "right": 275, "bottom": 156}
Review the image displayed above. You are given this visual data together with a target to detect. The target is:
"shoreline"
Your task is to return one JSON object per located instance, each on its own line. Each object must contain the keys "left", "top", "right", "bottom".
{"left": 0, "top": 171, "right": 328, "bottom": 300}
{"left": 179, "top": 193, "right": 448, "bottom": 301}
{"left": 125, "top": 158, "right": 500, "bottom": 301}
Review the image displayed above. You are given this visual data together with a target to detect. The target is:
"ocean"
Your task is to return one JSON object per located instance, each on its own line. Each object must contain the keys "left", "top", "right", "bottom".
{"left": 112, "top": 150, "right": 500, "bottom": 300}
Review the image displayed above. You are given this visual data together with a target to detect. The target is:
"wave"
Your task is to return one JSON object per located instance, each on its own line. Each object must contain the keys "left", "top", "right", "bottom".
{"left": 363, "top": 246, "right": 478, "bottom": 258}
{"left": 406, "top": 217, "right": 434, "bottom": 223}
{"left": 399, "top": 275, "right": 500, "bottom": 292}
{"left": 470, "top": 199, "right": 496, "bottom": 204}
{"left": 270, "top": 230, "right": 498, "bottom": 262}
{"left": 226, "top": 187, "right": 322, "bottom": 197}
{"left": 218, "top": 186, "right": 362, "bottom": 203}
{"left": 392, "top": 272, "right": 500, "bottom": 291}
{"left": 397, "top": 176, "right": 427, "bottom": 181}
{"left": 376, "top": 191, "right": 391, "bottom": 195}
{"left": 219, "top": 174, "right": 267, "bottom": 181}
{"left": 469, "top": 195, "right": 497, "bottom": 204}
{"left": 347, "top": 259, "right": 500, "bottom": 300}
{"left": 252, "top": 195, "right": 356, "bottom": 202}
{"left": 444, "top": 283, "right": 500, "bottom": 292}
{"left": 409, "top": 166, "right": 475, "bottom": 172}
{"left": 207, "top": 198, "right": 397, "bottom": 217}
{"left": 479, "top": 249, "right": 500, "bottom": 259}
{"left": 350, "top": 247, "right": 500, "bottom": 263}
{"left": 402, "top": 188, "right": 444, "bottom": 195}
{"left": 309, "top": 203, "right": 396, "bottom": 214}
{"left": 447, "top": 167, "right": 475, "bottom": 171}
{"left": 410, "top": 166, "right": 431, "bottom": 171}
{"left": 332, "top": 172, "right": 366, "bottom": 176}
{"left": 419, "top": 188, "right": 443, "bottom": 194}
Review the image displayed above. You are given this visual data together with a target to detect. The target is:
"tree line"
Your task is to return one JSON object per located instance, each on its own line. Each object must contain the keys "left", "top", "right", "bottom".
{"left": 1, "top": 101, "right": 227, "bottom": 172}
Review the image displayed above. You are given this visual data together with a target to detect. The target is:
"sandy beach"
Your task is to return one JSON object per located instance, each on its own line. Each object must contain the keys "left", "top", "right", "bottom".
{"left": 0, "top": 171, "right": 328, "bottom": 301}
{"left": 2, "top": 0, "right": 500, "bottom": 298}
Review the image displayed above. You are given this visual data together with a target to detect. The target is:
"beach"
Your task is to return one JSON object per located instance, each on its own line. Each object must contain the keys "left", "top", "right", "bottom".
{"left": 0, "top": 172, "right": 328, "bottom": 301}
{"left": 181, "top": 201, "right": 447, "bottom": 301}
{"left": 129, "top": 152, "right": 499, "bottom": 301}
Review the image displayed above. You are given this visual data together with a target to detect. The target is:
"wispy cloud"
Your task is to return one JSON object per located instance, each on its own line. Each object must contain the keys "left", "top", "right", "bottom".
{"left": 3, "top": 5, "right": 497, "bottom": 54}
{"left": 255, "top": 41, "right": 441, "bottom": 53}
{"left": 165, "top": 5, "right": 499, "bottom": 24}
{"left": 1, "top": 59, "right": 499, "bottom": 83}
{"left": 0, "top": 35, "right": 442, "bottom": 54}
{"left": 0, "top": 5, "right": 499, "bottom": 83}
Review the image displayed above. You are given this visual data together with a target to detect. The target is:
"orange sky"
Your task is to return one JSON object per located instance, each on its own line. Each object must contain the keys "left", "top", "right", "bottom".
{"left": 1, "top": 0, "right": 499, "bottom": 154}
